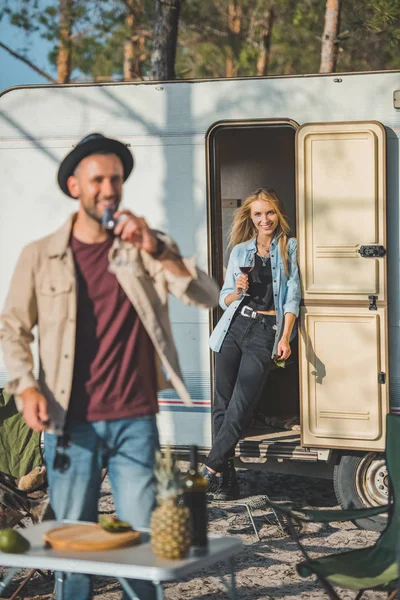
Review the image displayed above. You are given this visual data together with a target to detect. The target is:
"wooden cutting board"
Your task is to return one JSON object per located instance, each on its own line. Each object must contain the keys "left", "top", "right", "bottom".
{"left": 44, "top": 523, "right": 141, "bottom": 552}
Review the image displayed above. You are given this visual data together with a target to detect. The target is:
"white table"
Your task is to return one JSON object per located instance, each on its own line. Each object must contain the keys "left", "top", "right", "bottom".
{"left": 0, "top": 521, "right": 243, "bottom": 599}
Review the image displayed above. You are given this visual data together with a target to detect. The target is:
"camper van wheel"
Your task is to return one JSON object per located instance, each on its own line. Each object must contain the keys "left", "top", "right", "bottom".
{"left": 333, "top": 453, "right": 388, "bottom": 532}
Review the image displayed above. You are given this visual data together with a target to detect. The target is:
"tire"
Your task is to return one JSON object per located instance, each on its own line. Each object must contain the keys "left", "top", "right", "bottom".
{"left": 333, "top": 453, "right": 389, "bottom": 532}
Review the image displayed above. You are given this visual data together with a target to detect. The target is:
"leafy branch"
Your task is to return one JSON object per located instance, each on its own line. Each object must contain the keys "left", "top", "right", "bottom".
{"left": 0, "top": 40, "right": 57, "bottom": 83}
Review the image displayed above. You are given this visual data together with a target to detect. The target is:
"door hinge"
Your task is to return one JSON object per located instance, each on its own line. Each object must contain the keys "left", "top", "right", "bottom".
{"left": 368, "top": 295, "right": 378, "bottom": 311}
{"left": 378, "top": 372, "right": 386, "bottom": 384}
{"left": 359, "top": 245, "right": 386, "bottom": 258}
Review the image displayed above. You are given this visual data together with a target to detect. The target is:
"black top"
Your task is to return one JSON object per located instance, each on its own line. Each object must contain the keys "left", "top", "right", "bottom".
{"left": 245, "top": 254, "right": 275, "bottom": 312}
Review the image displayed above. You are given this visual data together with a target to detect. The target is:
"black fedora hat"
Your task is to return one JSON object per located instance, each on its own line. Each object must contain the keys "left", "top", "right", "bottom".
{"left": 57, "top": 133, "right": 134, "bottom": 197}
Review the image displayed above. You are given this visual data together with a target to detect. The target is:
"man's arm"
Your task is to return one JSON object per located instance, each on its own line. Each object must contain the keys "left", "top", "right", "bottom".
{"left": 114, "top": 211, "right": 220, "bottom": 308}
{"left": 0, "top": 244, "right": 49, "bottom": 432}
{"left": 148, "top": 231, "right": 220, "bottom": 308}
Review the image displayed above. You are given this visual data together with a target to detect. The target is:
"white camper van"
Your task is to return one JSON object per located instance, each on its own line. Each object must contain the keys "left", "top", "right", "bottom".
{"left": 1, "top": 70, "right": 399, "bottom": 531}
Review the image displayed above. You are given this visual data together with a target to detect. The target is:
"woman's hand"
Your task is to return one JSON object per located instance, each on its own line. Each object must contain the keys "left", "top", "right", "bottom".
{"left": 223, "top": 273, "right": 249, "bottom": 306}
{"left": 235, "top": 274, "right": 248, "bottom": 296}
{"left": 277, "top": 337, "right": 291, "bottom": 361}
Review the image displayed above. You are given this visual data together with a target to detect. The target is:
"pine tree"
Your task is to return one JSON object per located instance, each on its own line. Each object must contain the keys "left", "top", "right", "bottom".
{"left": 150, "top": 0, "right": 181, "bottom": 80}
{"left": 320, "top": 0, "right": 342, "bottom": 73}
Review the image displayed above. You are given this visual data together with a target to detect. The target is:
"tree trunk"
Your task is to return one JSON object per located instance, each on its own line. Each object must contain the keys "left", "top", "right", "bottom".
{"left": 123, "top": 0, "right": 144, "bottom": 80}
{"left": 226, "top": 0, "right": 242, "bottom": 78}
{"left": 150, "top": 0, "right": 181, "bottom": 80}
{"left": 257, "top": 7, "right": 274, "bottom": 76}
{"left": 57, "top": 0, "right": 73, "bottom": 83}
{"left": 319, "top": 0, "right": 342, "bottom": 73}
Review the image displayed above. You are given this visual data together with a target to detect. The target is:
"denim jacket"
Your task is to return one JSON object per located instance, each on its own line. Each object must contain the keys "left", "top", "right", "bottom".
{"left": 209, "top": 236, "right": 301, "bottom": 357}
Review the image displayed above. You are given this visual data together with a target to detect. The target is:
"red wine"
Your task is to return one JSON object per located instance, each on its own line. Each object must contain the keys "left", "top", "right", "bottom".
{"left": 239, "top": 266, "right": 254, "bottom": 275}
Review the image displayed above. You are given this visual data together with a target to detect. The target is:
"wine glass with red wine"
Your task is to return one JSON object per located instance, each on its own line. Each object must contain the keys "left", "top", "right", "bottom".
{"left": 238, "top": 264, "right": 254, "bottom": 297}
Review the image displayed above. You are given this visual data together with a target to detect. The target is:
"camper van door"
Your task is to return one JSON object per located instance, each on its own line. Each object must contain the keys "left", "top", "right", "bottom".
{"left": 297, "top": 121, "right": 389, "bottom": 451}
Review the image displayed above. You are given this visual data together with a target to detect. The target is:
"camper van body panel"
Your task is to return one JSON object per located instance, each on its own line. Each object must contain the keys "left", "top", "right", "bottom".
{"left": 0, "top": 71, "right": 399, "bottom": 451}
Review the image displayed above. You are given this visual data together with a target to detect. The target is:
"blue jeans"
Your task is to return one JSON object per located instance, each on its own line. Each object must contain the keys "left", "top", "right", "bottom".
{"left": 44, "top": 416, "right": 159, "bottom": 600}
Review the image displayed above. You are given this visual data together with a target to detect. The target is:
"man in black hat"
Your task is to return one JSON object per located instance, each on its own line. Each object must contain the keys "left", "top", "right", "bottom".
{"left": 0, "top": 133, "right": 219, "bottom": 600}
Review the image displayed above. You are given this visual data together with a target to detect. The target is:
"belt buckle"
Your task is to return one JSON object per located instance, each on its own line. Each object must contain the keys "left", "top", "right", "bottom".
{"left": 241, "top": 305, "right": 255, "bottom": 318}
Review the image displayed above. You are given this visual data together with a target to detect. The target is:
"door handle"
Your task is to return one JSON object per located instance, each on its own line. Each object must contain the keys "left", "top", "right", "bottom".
{"left": 368, "top": 295, "right": 378, "bottom": 311}
{"left": 358, "top": 245, "right": 386, "bottom": 258}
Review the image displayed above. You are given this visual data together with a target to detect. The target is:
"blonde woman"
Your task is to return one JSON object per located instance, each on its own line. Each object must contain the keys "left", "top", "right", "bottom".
{"left": 203, "top": 188, "right": 301, "bottom": 500}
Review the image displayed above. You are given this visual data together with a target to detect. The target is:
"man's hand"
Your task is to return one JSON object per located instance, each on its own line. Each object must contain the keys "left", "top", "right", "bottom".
{"left": 113, "top": 210, "right": 158, "bottom": 255}
{"left": 19, "top": 387, "right": 50, "bottom": 432}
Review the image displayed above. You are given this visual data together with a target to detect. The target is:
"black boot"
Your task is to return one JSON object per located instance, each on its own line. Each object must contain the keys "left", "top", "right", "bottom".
{"left": 213, "top": 460, "right": 240, "bottom": 501}
{"left": 199, "top": 466, "right": 219, "bottom": 495}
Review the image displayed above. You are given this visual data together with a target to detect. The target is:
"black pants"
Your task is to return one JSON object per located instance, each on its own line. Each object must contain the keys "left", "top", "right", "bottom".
{"left": 206, "top": 312, "right": 276, "bottom": 472}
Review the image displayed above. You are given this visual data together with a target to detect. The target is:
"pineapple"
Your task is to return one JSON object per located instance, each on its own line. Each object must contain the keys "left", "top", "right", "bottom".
{"left": 150, "top": 447, "right": 192, "bottom": 560}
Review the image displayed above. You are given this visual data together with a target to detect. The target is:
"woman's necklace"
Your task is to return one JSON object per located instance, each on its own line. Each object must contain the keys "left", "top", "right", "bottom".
{"left": 257, "top": 241, "right": 271, "bottom": 267}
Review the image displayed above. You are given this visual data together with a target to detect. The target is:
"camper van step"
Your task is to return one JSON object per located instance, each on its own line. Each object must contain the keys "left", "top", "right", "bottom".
{"left": 236, "top": 444, "right": 319, "bottom": 462}
{"left": 166, "top": 443, "right": 319, "bottom": 462}
{"left": 236, "top": 450, "right": 319, "bottom": 462}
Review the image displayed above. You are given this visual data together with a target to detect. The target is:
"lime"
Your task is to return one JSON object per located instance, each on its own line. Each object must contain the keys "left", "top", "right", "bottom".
{"left": 99, "top": 515, "right": 132, "bottom": 533}
{"left": 273, "top": 357, "right": 286, "bottom": 368}
{"left": 0, "top": 529, "right": 30, "bottom": 553}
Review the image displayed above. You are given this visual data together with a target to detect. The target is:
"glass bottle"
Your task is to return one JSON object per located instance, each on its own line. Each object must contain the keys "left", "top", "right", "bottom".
{"left": 183, "top": 445, "right": 208, "bottom": 554}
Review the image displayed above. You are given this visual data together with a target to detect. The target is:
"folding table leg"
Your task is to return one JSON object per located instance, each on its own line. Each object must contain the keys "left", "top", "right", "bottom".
{"left": 117, "top": 578, "right": 140, "bottom": 600}
{"left": 0, "top": 568, "right": 19, "bottom": 597}
{"left": 55, "top": 572, "right": 65, "bottom": 600}
{"left": 218, "top": 558, "right": 238, "bottom": 600}
{"left": 227, "top": 558, "right": 238, "bottom": 600}
{"left": 154, "top": 582, "right": 165, "bottom": 600}
{"left": 118, "top": 577, "right": 163, "bottom": 599}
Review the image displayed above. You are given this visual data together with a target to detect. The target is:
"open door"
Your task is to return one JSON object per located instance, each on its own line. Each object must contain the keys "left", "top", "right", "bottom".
{"left": 297, "top": 122, "right": 389, "bottom": 450}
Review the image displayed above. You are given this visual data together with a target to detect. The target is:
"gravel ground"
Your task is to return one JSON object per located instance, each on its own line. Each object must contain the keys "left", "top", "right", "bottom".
{"left": 0, "top": 468, "right": 388, "bottom": 599}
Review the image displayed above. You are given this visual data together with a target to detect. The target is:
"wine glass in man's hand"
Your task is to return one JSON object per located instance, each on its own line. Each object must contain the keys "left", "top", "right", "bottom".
{"left": 238, "top": 265, "right": 254, "bottom": 297}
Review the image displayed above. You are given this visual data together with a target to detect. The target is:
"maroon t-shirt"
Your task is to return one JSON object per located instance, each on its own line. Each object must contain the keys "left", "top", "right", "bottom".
{"left": 67, "top": 235, "right": 158, "bottom": 422}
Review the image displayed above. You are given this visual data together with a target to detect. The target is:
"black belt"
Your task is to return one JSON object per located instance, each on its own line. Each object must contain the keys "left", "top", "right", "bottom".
{"left": 240, "top": 305, "right": 277, "bottom": 329}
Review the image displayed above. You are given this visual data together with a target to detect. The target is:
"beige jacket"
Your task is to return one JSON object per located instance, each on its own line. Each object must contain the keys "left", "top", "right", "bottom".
{"left": 0, "top": 215, "right": 219, "bottom": 432}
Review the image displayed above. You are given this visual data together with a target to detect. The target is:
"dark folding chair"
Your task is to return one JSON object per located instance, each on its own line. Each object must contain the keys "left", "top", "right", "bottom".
{"left": 265, "top": 413, "right": 400, "bottom": 600}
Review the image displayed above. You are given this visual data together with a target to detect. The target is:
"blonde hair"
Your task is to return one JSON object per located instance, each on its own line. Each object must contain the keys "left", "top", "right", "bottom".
{"left": 229, "top": 187, "right": 291, "bottom": 274}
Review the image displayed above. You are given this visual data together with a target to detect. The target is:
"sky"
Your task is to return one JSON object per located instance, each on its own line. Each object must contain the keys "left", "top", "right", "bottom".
{"left": 0, "top": 16, "right": 55, "bottom": 92}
